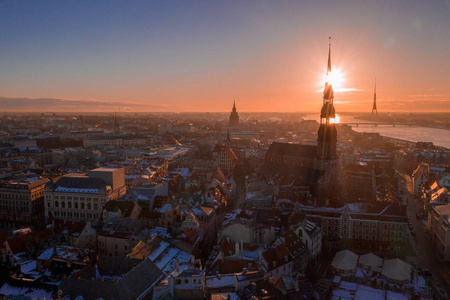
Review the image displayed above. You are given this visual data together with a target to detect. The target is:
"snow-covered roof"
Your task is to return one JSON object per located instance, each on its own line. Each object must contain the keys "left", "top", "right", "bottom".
{"left": 206, "top": 274, "right": 235, "bottom": 289}
{"left": 358, "top": 253, "right": 382, "bottom": 269}
{"left": 0, "top": 283, "right": 54, "bottom": 299}
{"left": 381, "top": 258, "right": 411, "bottom": 282}
{"left": 331, "top": 250, "right": 358, "bottom": 272}
{"left": 55, "top": 186, "right": 100, "bottom": 193}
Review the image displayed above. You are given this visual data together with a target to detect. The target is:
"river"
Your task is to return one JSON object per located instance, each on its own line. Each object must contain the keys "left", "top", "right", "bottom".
{"left": 304, "top": 114, "right": 450, "bottom": 149}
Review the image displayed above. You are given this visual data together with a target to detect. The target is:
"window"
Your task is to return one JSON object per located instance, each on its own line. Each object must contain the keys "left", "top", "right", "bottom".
{"left": 75, "top": 202, "right": 78, "bottom": 209}
{"left": 81, "top": 203, "right": 85, "bottom": 209}
{"left": 94, "top": 203, "right": 98, "bottom": 210}
{"left": 88, "top": 203, "right": 91, "bottom": 210}
{"left": 62, "top": 201, "right": 65, "bottom": 208}
{"left": 68, "top": 202, "right": 72, "bottom": 209}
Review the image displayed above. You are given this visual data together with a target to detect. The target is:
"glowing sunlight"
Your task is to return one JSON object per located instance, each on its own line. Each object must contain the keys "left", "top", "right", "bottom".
{"left": 325, "top": 69, "right": 344, "bottom": 91}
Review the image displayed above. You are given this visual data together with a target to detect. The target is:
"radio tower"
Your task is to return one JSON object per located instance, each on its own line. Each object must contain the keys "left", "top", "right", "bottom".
{"left": 371, "top": 78, "right": 378, "bottom": 117}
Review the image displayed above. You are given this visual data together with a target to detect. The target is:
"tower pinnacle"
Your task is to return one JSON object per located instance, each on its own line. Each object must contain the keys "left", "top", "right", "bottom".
{"left": 327, "top": 37, "right": 332, "bottom": 75}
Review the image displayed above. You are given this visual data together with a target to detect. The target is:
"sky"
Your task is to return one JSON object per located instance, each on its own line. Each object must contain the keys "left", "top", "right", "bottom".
{"left": 0, "top": 0, "right": 449, "bottom": 113}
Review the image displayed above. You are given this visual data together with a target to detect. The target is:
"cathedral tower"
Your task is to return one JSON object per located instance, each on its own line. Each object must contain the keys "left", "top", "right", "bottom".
{"left": 317, "top": 40, "right": 338, "bottom": 168}
{"left": 229, "top": 100, "right": 240, "bottom": 127}
{"left": 315, "top": 39, "right": 340, "bottom": 204}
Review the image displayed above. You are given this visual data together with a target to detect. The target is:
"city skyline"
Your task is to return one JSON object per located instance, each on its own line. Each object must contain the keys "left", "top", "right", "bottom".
{"left": 0, "top": 1, "right": 449, "bottom": 112}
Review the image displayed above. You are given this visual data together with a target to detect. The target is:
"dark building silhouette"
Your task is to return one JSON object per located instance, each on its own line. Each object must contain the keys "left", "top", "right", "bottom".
{"left": 229, "top": 100, "right": 239, "bottom": 127}
{"left": 262, "top": 41, "right": 341, "bottom": 205}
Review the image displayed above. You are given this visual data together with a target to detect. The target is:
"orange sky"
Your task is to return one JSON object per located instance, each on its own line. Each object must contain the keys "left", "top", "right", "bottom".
{"left": 0, "top": 1, "right": 449, "bottom": 113}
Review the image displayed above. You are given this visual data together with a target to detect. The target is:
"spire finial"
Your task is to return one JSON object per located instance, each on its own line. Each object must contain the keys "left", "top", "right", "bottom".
{"left": 327, "top": 37, "right": 332, "bottom": 74}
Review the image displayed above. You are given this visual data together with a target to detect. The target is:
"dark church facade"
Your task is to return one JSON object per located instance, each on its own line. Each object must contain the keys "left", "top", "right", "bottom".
{"left": 263, "top": 42, "right": 340, "bottom": 205}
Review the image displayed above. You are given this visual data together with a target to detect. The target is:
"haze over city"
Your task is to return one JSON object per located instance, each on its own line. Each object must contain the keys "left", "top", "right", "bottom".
{"left": 0, "top": 0, "right": 449, "bottom": 112}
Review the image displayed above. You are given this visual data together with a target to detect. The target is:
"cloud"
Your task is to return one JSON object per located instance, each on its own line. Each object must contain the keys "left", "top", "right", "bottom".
{"left": 0, "top": 96, "right": 179, "bottom": 112}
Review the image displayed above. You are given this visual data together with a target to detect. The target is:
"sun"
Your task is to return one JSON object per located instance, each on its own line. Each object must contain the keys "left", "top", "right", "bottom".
{"left": 324, "top": 68, "right": 344, "bottom": 91}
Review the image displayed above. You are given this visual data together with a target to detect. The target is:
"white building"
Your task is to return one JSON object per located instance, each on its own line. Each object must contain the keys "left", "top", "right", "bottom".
{"left": 44, "top": 167, "right": 126, "bottom": 222}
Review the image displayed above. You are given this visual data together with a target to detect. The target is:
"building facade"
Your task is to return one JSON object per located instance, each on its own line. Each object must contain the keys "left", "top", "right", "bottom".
{"left": 428, "top": 204, "right": 450, "bottom": 261}
{"left": 44, "top": 167, "right": 127, "bottom": 222}
{"left": 0, "top": 177, "right": 50, "bottom": 224}
{"left": 303, "top": 202, "right": 411, "bottom": 256}
{"left": 83, "top": 134, "right": 146, "bottom": 148}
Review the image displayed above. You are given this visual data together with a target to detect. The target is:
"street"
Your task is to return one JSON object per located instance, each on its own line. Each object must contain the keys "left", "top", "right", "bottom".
{"left": 400, "top": 174, "right": 450, "bottom": 298}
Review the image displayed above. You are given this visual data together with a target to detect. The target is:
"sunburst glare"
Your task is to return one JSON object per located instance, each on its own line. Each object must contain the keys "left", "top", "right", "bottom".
{"left": 325, "top": 69, "right": 344, "bottom": 91}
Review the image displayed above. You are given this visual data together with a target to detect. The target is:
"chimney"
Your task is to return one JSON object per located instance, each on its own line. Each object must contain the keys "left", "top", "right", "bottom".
{"left": 176, "top": 261, "right": 180, "bottom": 273}
{"left": 235, "top": 242, "right": 239, "bottom": 256}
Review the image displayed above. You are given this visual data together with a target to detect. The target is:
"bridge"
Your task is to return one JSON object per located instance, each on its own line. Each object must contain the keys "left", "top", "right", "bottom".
{"left": 338, "top": 122, "right": 414, "bottom": 127}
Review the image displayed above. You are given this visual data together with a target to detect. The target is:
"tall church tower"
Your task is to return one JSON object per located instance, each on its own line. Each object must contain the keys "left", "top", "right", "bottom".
{"left": 317, "top": 39, "right": 338, "bottom": 169}
{"left": 229, "top": 100, "right": 240, "bottom": 127}
{"left": 315, "top": 39, "right": 340, "bottom": 205}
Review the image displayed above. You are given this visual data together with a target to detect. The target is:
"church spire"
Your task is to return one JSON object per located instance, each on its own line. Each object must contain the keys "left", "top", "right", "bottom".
{"left": 317, "top": 38, "right": 337, "bottom": 161}
{"left": 327, "top": 37, "right": 332, "bottom": 75}
{"left": 323, "top": 37, "right": 334, "bottom": 102}
{"left": 226, "top": 129, "right": 231, "bottom": 147}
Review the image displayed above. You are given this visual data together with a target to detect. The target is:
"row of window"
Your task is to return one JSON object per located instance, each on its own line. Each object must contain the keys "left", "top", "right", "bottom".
{"left": 175, "top": 278, "right": 203, "bottom": 285}
{"left": 53, "top": 211, "right": 97, "bottom": 219}
{"left": 49, "top": 196, "right": 98, "bottom": 201}
{"left": 0, "top": 191, "right": 43, "bottom": 200}
{"left": 49, "top": 201, "right": 99, "bottom": 210}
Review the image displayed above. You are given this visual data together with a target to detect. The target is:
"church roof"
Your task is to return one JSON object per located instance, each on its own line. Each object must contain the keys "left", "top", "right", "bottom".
{"left": 257, "top": 161, "right": 323, "bottom": 184}
{"left": 266, "top": 142, "right": 317, "bottom": 159}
